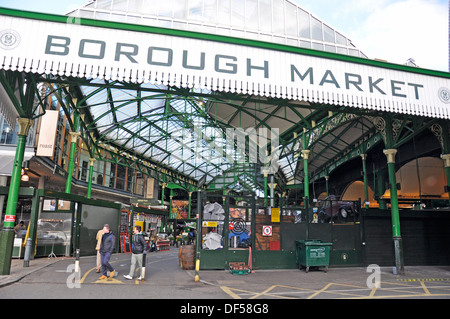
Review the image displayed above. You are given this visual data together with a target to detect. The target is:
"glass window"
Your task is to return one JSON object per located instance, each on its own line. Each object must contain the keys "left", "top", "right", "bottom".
{"left": 173, "top": 0, "right": 188, "bottom": 19}
{"left": 78, "top": 9, "right": 94, "bottom": 19}
{"left": 323, "top": 24, "right": 335, "bottom": 43}
{"left": 112, "top": 0, "right": 128, "bottom": 12}
{"left": 244, "top": 0, "right": 258, "bottom": 30}
{"left": 79, "top": 160, "right": 89, "bottom": 182}
{"left": 217, "top": 0, "right": 231, "bottom": 26}
{"left": 158, "top": 0, "right": 174, "bottom": 18}
{"left": 337, "top": 47, "right": 348, "bottom": 55}
{"left": 95, "top": 0, "right": 112, "bottom": 10}
{"left": 0, "top": 117, "right": 14, "bottom": 144}
{"left": 297, "top": 9, "right": 310, "bottom": 39}
{"left": 231, "top": 0, "right": 245, "bottom": 28}
{"left": 95, "top": 12, "right": 111, "bottom": 20}
{"left": 336, "top": 32, "right": 347, "bottom": 46}
{"left": 324, "top": 44, "right": 336, "bottom": 53}
{"left": 141, "top": 0, "right": 158, "bottom": 16}
{"left": 272, "top": 0, "right": 285, "bottom": 35}
{"left": 109, "top": 162, "right": 116, "bottom": 188}
{"left": 311, "top": 17, "right": 323, "bottom": 41}
{"left": 135, "top": 173, "right": 145, "bottom": 195}
{"left": 127, "top": 0, "right": 142, "bottom": 13}
{"left": 259, "top": 0, "right": 271, "bottom": 33}
{"left": 312, "top": 42, "right": 323, "bottom": 51}
{"left": 116, "top": 164, "right": 126, "bottom": 190}
{"left": 188, "top": 0, "right": 203, "bottom": 21}
{"left": 37, "top": 211, "right": 72, "bottom": 257}
{"left": 127, "top": 167, "right": 135, "bottom": 193}
{"left": 285, "top": 2, "right": 297, "bottom": 37}
{"left": 203, "top": 0, "right": 217, "bottom": 23}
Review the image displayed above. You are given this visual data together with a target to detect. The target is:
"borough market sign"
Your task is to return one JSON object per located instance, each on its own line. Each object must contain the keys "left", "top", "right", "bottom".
{"left": 1, "top": 8, "right": 449, "bottom": 120}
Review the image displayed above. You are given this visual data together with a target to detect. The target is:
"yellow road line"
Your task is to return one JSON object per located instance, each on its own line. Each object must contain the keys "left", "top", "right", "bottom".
{"left": 307, "top": 283, "right": 333, "bottom": 299}
{"left": 420, "top": 281, "right": 431, "bottom": 295}
{"left": 220, "top": 286, "right": 242, "bottom": 299}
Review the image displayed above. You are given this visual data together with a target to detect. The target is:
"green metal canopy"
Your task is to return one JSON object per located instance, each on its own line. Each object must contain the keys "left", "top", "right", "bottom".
{"left": 0, "top": 0, "right": 449, "bottom": 197}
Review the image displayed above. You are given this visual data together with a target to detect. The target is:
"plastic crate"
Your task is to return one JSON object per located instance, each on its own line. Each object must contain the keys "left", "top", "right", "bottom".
{"left": 229, "top": 262, "right": 250, "bottom": 275}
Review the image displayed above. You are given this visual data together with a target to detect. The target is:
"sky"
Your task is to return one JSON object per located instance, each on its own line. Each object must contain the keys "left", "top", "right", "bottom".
{"left": 0, "top": 0, "right": 448, "bottom": 71}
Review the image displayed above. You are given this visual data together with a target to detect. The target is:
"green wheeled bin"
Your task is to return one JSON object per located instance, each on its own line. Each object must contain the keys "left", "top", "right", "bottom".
{"left": 295, "top": 240, "right": 333, "bottom": 273}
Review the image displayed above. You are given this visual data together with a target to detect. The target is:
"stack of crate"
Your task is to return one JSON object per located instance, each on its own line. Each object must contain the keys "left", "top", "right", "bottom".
{"left": 229, "top": 262, "right": 250, "bottom": 275}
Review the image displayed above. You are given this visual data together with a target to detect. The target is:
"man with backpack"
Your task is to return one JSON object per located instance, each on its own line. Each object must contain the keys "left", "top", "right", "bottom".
{"left": 124, "top": 225, "right": 147, "bottom": 280}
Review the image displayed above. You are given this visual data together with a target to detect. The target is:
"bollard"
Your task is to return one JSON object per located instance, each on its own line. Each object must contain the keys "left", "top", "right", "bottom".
{"left": 23, "top": 238, "right": 32, "bottom": 267}
{"left": 140, "top": 252, "right": 146, "bottom": 282}
{"left": 75, "top": 249, "right": 80, "bottom": 274}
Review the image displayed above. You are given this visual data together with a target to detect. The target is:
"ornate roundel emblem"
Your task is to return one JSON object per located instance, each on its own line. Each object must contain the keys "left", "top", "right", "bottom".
{"left": 0, "top": 29, "right": 21, "bottom": 50}
{"left": 438, "top": 87, "right": 450, "bottom": 104}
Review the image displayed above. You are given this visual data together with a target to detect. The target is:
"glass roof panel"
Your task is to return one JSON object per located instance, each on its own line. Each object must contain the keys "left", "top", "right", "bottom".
{"left": 59, "top": 0, "right": 373, "bottom": 192}
{"left": 69, "top": 0, "right": 367, "bottom": 58}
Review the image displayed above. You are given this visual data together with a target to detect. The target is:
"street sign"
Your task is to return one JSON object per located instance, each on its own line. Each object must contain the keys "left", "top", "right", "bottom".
{"left": 262, "top": 225, "right": 272, "bottom": 237}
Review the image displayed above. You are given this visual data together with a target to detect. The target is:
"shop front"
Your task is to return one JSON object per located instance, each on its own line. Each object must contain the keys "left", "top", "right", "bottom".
{"left": 124, "top": 204, "right": 169, "bottom": 253}
{"left": 1, "top": 187, "right": 123, "bottom": 258}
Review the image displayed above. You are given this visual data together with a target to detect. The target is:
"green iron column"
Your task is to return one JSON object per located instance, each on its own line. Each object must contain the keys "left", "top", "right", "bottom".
{"left": 87, "top": 158, "right": 95, "bottom": 199}
{"left": 65, "top": 131, "right": 80, "bottom": 194}
{"left": 361, "top": 154, "right": 369, "bottom": 208}
{"left": 161, "top": 182, "right": 166, "bottom": 206}
{"left": 188, "top": 192, "right": 192, "bottom": 218}
{"left": 0, "top": 118, "right": 34, "bottom": 275}
{"left": 169, "top": 189, "right": 173, "bottom": 219}
{"left": 301, "top": 150, "right": 310, "bottom": 200}
{"left": 194, "top": 190, "right": 202, "bottom": 282}
{"left": 325, "top": 176, "right": 329, "bottom": 197}
{"left": 263, "top": 170, "right": 268, "bottom": 206}
{"left": 383, "top": 148, "right": 404, "bottom": 275}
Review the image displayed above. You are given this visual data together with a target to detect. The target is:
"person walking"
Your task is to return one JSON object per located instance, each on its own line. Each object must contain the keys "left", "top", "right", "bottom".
{"left": 123, "top": 225, "right": 147, "bottom": 280}
{"left": 95, "top": 228, "right": 104, "bottom": 273}
{"left": 99, "top": 224, "right": 116, "bottom": 280}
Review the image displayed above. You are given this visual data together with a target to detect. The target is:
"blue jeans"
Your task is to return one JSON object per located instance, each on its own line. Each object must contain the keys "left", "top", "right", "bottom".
{"left": 100, "top": 251, "right": 114, "bottom": 276}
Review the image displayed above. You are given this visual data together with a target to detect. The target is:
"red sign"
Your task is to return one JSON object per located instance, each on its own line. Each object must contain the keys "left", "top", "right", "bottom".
{"left": 262, "top": 225, "right": 272, "bottom": 236}
{"left": 4, "top": 215, "right": 15, "bottom": 222}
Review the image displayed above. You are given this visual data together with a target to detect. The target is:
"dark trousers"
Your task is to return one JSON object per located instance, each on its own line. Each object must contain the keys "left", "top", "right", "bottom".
{"left": 100, "top": 251, "right": 114, "bottom": 276}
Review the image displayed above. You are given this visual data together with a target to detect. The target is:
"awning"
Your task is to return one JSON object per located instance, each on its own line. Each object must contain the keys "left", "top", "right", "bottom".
{"left": 1, "top": 8, "right": 449, "bottom": 119}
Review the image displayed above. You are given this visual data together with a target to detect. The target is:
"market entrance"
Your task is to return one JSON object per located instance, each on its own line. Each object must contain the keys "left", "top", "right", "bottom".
{"left": 198, "top": 192, "right": 363, "bottom": 270}
{"left": 1, "top": 7, "right": 450, "bottom": 276}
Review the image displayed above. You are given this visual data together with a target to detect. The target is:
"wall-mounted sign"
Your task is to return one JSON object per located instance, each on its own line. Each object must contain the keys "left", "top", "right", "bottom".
{"left": 271, "top": 208, "right": 280, "bottom": 223}
{"left": 36, "top": 110, "right": 59, "bottom": 157}
{"left": 262, "top": 225, "right": 272, "bottom": 237}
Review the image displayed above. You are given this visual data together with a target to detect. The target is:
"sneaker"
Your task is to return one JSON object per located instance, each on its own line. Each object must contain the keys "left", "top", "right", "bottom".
{"left": 109, "top": 270, "right": 115, "bottom": 278}
{"left": 123, "top": 275, "right": 132, "bottom": 280}
{"left": 137, "top": 276, "right": 142, "bottom": 280}
{"left": 99, "top": 275, "right": 107, "bottom": 280}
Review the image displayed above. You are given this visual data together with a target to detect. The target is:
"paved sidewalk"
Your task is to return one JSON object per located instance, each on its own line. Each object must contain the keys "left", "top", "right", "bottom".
{"left": 2, "top": 253, "right": 450, "bottom": 299}
{"left": 0, "top": 256, "right": 66, "bottom": 287}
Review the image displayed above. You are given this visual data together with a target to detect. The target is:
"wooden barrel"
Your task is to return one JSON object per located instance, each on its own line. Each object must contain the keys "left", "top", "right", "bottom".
{"left": 180, "top": 245, "right": 195, "bottom": 270}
